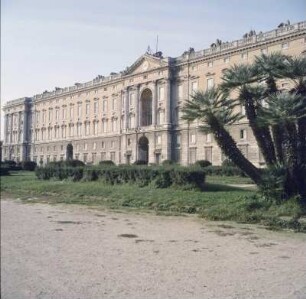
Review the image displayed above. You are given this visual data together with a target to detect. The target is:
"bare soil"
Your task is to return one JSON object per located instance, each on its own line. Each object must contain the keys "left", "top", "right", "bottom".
{"left": 1, "top": 198, "right": 306, "bottom": 299}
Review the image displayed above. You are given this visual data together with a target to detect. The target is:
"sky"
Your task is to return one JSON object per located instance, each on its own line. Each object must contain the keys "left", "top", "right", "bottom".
{"left": 1, "top": 0, "right": 306, "bottom": 136}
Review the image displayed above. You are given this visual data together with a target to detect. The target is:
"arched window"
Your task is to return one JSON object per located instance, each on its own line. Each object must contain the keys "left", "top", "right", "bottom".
{"left": 141, "top": 89, "right": 152, "bottom": 126}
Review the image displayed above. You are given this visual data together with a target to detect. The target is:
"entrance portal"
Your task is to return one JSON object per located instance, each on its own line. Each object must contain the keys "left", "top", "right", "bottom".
{"left": 138, "top": 136, "right": 149, "bottom": 164}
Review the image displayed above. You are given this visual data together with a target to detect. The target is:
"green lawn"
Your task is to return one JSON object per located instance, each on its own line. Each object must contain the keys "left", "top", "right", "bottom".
{"left": 1, "top": 171, "right": 304, "bottom": 231}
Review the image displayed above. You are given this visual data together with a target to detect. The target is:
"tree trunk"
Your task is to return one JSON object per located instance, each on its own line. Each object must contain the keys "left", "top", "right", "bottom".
{"left": 210, "top": 117, "right": 262, "bottom": 185}
{"left": 243, "top": 93, "right": 276, "bottom": 165}
{"left": 272, "top": 125, "right": 285, "bottom": 164}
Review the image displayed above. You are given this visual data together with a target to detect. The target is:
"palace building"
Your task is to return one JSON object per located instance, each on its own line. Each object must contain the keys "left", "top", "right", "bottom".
{"left": 2, "top": 21, "right": 306, "bottom": 166}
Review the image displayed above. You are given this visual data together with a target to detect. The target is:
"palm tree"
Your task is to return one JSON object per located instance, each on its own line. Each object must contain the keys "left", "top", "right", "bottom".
{"left": 221, "top": 64, "right": 276, "bottom": 165}
{"left": 258, "top": 91, "right": 306, "bottom": 202}
{"left": 254, "top": 52, "right": 291, "bottom": 163}
{"left": 182, "top": 88, "right": 262, "bottom": 184}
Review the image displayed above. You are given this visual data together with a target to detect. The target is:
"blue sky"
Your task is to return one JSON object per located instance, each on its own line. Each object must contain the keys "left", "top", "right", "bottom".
{"left": 1, "top": 0, "right": 305, "bottom": 111}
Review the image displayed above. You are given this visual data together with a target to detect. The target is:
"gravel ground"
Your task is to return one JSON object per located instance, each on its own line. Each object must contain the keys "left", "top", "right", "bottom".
{"left": 1, "top": 198, "right": 306, "bottom": 299}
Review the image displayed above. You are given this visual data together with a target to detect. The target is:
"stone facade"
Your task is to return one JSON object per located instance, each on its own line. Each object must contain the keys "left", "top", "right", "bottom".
{"left": 2, "top": 21, "right": 306, "bottom": 166}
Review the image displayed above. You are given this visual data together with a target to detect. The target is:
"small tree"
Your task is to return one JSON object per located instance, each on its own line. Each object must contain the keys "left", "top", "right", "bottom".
{"left": 66, "top": 143, "right": 73, "bottom": 161}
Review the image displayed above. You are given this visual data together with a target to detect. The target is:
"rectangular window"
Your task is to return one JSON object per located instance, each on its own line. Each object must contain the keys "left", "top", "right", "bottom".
{"left": 86, "top": 103, "right": 90, "bottom": 115}
{"left": 224, "top": 57, "right": 230, "bottom": 63}
{"left": 78, "top": 104, "right": 82, "bottom": 117}
{"left": 101, "top": 152, "right": 106, "bottom": 161}
{"left": 101, "top": 141, "right": 105, "bottom": 149}
{"left": 206, "top": 133, "right": 212, "bottom": 143}
{"left": 281, "top": 42, "right": 289, "bottom": 49}
{"left": 55, "top": 109, "right": 59, "bottom": 120}
{"left": 112, "top": 98, "right": 117, "bottom": 110}
{"left": 207, "top": 78, "right": 214, "bottom": 90}
{"left": 241, "top": 105, "right": 246, "bottom": 116}
{"left": 94, "top": 101, "right": 98, "bottom": 114}
{"left": 70, "top": 106, "right": 74, "bottom": 118}
{"left": 110, "top": 152, "right": 115, "bottom": 162}
{"left": 241, "top": 52, "right": 248, "bottom": 60}
{"left": 157, "top": 135, "right": 162, "bottom": 145}
{"left": 191, "top": 81, "right": 198, "bottom": 94}
{"left": 103, "top": 100, "right": 107, "bottom": 112}
{"left": 189, "top": 148, "right": 197, "bottom": 164}
{"left": 84, "top": 143, "right": 88, "bottom": 150}
{"left": 208, "top": 61, "right": 213, "bottom": 68}
{"left": 62, "top": 107, "right": 66, "bottom": 120}
{"left": 240, "top": 129, "right": 247, "bottom": 140}
{"left": 204, "top": 147, "right": 212, "bottom": 162}
{"left": 93, "top": 142, "right": 96, "bottom": 150}
{"left": 190, "top": 133, "right": 196, "bottom": 144}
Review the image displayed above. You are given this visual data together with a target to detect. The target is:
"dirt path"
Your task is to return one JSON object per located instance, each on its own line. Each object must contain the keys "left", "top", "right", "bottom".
{"left": 1, "top": 198, "right": 306, "bottom": 299}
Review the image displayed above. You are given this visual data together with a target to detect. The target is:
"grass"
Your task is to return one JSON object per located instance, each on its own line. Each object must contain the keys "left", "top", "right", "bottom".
{"left": 1, "top": 171, "right": 305, "bottom": 232}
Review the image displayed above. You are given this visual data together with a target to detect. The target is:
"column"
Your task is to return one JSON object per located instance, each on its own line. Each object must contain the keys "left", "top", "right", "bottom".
{"left": 124, "top": 88, "right": 129, "bottom": 130}
{"left": 135, "top": 84, "right": 140, "bottom": 128}
{"left": 165, "top": 79, "right": 171, "bottom": 126}
{"left": 152, "top": 80, "right": 158, "bottom": 126}
{"left": 4, "top": 114, "right": 7, "bottom": 143}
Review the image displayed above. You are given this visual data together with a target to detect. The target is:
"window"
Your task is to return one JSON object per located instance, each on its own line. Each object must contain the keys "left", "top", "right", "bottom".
{"left": 157, "top": 110, "right": 164, "bottom": 125}
{"left": 83, "top": 153, "right": 88, "bottom": 163}
{"left": 261, "top": 48, "right": 268, "bottom": 54}
{"left": 69, "top": 125, "right": 74, "bottom": 137}
{"left": 101, "top": 152, "right": 106, "bottom": 161}
{"left": 112, "top": 98, "right": 117, "bottom": 110}
{"left": 93, "top": 142, "right": 97, "bottom": 150}
{"left": 208, "top": 61, "right": 213, "bottom": 68}
{"left": 191, "top": 81, "right": 198, "bottom": 94}
{"left": 158, "top": 86, "right": 164, "bottom": 101}
{"left": 241, "top": 52, "right": 248, "bottom": 60}
{"left": 206, "top": 133, "right": 212, "bottom": 143}
{"left": 92, "top": 153, "right": 97, "bottom": 163}
{"left": 101, "top": 141, "right": 105, "bottom": 149}
{"left": 78, "top": 104, "right": 82, "bottom": 117}
{"left": 77, "top": 123, "right": 82, "bottom": 136}
{"left": 207, "top": 78, "right": 214, "bottom": 90}
{"left": 102, "top": 119, "right": 107, "bottom": 133}
{"left": 103, "top": 100, "right": 107, "bottom": 112}
{"left": 112, "top": 118, "right": 117, "bottom": 132}
{"left": 85, "top": 122, "right": 90, "bottom": 135}
{"left": 49, "top": 109, "right": 53, "bottom": 122}
{"left": 240, "top": 129, "right": 247, "bottom": 140}
{"left": 127, "top": 138, "right": 131, "bottom": 146}
{"left": 55, "top": 109, "right": 59, "bottom": 120}
{"left": 190, "top": 133, "right": 196, "bottom": 144}
{"left": 204, "top": 147, "right": 212, "bottom": 162}
{"left": 62, "top": 107, "right": 66, "bottom": 119}
{"left": 93, "top": 121, "right": 98, "bottom": 135}
{"left": 282, "top": 42, "right": 289, "bottom": 49}
{"left": 42, "top": 111, "right": 46, "bottom": 123}
{"left": 241, "top": 105, "right": 246, "bottom": 116}
{"left": 86, "top": 103, "right": 90, "bottom": 115}
{"left": 94, "top": 101, "right": 98, "bottom": 114}
{"left": 128, "top": 114, "right": 135, "bottom": 129}
{"left": 189, "top": 148, "right": 197, "bottom": 164}
{"left": 62, "top": 126, "right": 66, "bottom": 138}
{"left": 110, "top": 152, "right": 115, "bottom": 162}
{"left": 111, "top": 141, "right": 115, "bottom": 148}
{"left": 84, "top": 143, "right": 88, "bottom": 150}
{"left": 224, "top": 57, "right": 230, "bottom": 63}
{"left": 176, "top": 134, "right": 181, "bottom": 147}
{"left": 156, "top": 135, "right": 162, "bottom": 145}
{"left": 70, "top": 106, "right": 74, "bottom": 118}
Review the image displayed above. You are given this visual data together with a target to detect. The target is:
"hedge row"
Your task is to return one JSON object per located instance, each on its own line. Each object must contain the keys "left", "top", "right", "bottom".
{"left": 203, "top": 165, "right": 247, "bottom": 177}
{"left": 35, "top": 165, "right": 206, "bottom": 190}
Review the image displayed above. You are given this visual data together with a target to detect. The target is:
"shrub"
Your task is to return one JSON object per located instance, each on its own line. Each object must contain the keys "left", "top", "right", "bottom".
{"left": 21, "top": 161, "right": 37, "bottom": 171}
{"left": 194, "top": 160, "right": 212, "bottom": 168}
{"left": 161, "top": 160, "right": 176, "bottom": 166}
{"left": 133, "top": 160, "right": 147, "bottom": 165}
{"left": 204, "top": 165, "right": 246, "bottom": 177}
{"left": 47, "top": 160, "right": 85, "bottom": 168}
{"left": 221, "top": 159, "right": 236, "bottom": 167}
{"left": 0, "top": 167, "right": 10, "bottom": 176}
{"left": 35, "top": 165, "right": 206, "bottom": 190}
{"left": 99, "top": 160, "right": 115, "bottom": 166}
